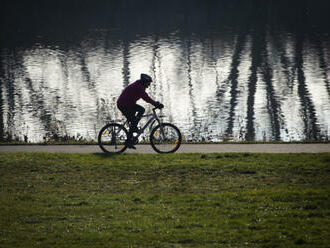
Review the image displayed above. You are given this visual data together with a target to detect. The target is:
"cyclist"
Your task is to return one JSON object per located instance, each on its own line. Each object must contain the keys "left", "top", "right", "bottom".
{"left": 117, "top": 73, "right": 164, "bottom": 149}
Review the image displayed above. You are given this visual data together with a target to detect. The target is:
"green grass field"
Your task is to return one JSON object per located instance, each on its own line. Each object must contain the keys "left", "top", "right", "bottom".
{"left": 0, "top": 152, "right": 329, "bottom": 247}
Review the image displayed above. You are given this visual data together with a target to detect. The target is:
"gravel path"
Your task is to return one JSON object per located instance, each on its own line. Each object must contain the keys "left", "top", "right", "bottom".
{"left": 0, "top": 143, "right": 329, "bottom": 153}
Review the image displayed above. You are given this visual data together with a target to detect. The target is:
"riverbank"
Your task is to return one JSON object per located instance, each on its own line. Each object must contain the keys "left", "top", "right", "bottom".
{"left": 0, "top": 143, "right": 329, "bottom": 153}
{"left": 1, "top": 140, "right": 329, "bottom": 146}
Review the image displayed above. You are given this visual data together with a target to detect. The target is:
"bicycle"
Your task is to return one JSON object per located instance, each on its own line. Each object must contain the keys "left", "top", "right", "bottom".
{"left": 98, "top": 107, "right": 182, "bottom": 154}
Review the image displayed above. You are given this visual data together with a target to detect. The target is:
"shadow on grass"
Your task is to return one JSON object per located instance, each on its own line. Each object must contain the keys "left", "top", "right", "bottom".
{"left": 92, "top": 152, "right": 123, "bottom": 158}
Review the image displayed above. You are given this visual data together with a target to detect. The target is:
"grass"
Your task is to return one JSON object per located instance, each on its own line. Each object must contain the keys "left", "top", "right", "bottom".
{"left": 0, "top": 152, "right": 329, "bottom": 247}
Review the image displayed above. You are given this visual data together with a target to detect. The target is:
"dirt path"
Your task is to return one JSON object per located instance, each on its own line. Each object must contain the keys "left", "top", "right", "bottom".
{"left": 0, "top": 143, "right": 329, "bottom": 154}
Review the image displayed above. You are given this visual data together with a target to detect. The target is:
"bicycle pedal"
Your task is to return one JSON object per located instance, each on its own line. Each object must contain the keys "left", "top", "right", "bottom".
{"left": 131, "top": 127, "right": 140, "bottom": 133}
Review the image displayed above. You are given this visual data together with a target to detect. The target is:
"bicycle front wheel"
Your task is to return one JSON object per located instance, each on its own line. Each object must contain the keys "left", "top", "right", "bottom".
{"left": 98, "top": 123, "right": 128, "bottom": 154}
{"left": 150, "top": 123, "right": 182, "bottom": 153}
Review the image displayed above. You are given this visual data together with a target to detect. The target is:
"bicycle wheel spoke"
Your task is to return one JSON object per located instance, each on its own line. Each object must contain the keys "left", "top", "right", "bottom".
{"left": 98, "top": 123, "right": 128, "bottom": 154}
{"left": 102, "top": 129, "right": 108, "bottom": 136}
{"left": 150, "top": 123, "right": 181, "bottom": 153}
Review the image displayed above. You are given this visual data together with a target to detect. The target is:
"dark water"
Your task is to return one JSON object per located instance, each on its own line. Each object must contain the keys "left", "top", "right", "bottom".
{"left": 1, "top": 0, "right": 330, "bottom": 142}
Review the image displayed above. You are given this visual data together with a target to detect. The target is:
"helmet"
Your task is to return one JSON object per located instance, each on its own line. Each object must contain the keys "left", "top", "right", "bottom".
{"left": 140, "top": 73, "right": 152, "bottom": 84}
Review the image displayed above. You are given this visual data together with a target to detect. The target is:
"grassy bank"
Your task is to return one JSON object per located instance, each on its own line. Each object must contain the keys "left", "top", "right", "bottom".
{"left": 0, "top": 153, "right": 329, "bottom": 247}
{"left": 1, "top": 140, "right": 329, "bottom": 145}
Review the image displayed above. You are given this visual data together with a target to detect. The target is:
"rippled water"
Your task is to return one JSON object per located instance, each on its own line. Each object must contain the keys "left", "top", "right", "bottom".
{"left": 1, "top": 0, "right": 330, "bottom": 142}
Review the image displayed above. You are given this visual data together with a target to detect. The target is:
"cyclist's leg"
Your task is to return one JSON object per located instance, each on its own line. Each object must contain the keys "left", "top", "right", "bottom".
{"left": 128, "top": 105, "right": 145, "bottom": 139}
{"left": 117, "top": 106, "right": 135, "bottom": 148}
{"left": 117, "top": 104, "right": 144, "bottom": 143}
{"left": 133, "top": 104, "right": 145, "bottom": 127}
{"left": 117, "top": 105, "right": 135, "bottom": 122}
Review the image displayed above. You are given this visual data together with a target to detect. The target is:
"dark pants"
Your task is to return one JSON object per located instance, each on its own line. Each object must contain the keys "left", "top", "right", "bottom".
{"left": 117, "top": 104, "right": 145, "bottom": 141}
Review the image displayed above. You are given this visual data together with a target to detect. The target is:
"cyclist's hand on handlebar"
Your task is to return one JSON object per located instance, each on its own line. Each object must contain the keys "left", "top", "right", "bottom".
{"left": 155, "top": 102, "right": 164, "bottom": 109}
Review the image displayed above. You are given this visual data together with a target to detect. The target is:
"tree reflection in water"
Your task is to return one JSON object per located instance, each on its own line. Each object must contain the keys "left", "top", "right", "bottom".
{"left": 0, "top": 0, "right": 329, "bottom": 142}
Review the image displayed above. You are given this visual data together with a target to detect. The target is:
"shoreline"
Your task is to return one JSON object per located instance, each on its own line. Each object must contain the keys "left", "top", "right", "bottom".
{"left": 1, "top": 143, "right": 329, "bottom": 153}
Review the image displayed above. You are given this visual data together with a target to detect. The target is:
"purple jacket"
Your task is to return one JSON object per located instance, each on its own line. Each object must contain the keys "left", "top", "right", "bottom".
{"left": 117, "top": 80, "right": 157, "bottom": 107}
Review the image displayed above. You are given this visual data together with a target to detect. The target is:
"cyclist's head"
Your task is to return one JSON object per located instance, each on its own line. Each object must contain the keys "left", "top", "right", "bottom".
{"left": 140, "top": 73, "right": 152, "bottom": 85}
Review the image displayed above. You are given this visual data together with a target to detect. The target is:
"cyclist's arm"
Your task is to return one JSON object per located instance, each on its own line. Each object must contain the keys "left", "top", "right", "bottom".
{"left": 141, "top": 90, "right": 158, "bottom": 106}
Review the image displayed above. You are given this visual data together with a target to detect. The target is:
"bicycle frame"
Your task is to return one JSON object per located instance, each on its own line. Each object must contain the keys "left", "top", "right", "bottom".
{"left": 117, "top": 108, "right": 162, "bottom": 140}
{"left": 131, "top": 108, "right": 162, "bottom": 139}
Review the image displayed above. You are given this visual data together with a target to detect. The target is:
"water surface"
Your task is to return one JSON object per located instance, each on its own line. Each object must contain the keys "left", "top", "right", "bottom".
{"left": 1, "top": 0, "right": 329, "bottom": 142}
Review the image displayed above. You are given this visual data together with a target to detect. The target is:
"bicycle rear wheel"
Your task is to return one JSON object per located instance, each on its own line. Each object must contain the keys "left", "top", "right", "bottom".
{"left": 150, "top": 123, "right": 182, "bottom": 153}
{"left": 98, "top": 123, "right": 128, "bottom": 154}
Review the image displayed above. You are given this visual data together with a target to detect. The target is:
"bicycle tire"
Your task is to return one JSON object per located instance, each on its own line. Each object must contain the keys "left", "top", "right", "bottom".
{"left": 150, "top": 123, "right": 182, "bottom": 153}
{"left": 98, "top": 123, "right": 128, "bottom": 154}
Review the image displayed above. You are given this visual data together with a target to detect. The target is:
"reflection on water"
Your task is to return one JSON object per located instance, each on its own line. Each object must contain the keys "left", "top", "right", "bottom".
{"left": 0, "top": 0, "right": 330, "bottom": 142}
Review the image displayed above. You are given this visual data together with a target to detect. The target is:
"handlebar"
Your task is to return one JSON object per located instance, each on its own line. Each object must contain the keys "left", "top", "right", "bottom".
{"left": 153, "top": 105, "right": 164, "bottom": 111}
{"left": 152, "top": 105, "right": 164, "bottom": 117}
